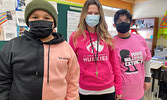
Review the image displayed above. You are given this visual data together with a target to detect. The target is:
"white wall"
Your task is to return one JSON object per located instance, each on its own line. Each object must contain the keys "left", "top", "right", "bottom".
{"left": 132, "top": 0, "right": 167, "bottom": 47}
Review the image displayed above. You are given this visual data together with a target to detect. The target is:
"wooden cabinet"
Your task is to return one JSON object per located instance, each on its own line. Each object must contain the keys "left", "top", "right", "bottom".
{"left": 131, "top": 17, "right": 159, "bottom": 56}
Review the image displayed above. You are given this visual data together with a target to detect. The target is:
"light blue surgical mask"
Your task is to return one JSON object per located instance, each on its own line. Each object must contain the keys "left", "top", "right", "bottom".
{"left": 85, "top": 14, "right": 100, "bottom": 27}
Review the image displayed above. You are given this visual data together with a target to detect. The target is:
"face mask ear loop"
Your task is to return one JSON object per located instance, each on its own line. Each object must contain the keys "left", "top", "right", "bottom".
{"left": 52, "top": 28, "right": 54, "bottom": 33}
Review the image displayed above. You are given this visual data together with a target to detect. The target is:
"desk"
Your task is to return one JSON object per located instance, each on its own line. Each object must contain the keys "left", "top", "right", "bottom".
{"left": 150, "top": 60, "right": 164, "bottom": 100}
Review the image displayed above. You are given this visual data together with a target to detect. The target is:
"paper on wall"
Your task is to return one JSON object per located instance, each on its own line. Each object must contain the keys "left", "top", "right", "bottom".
{"left": 16, "top": 0, "right": 26, "bottom": 11}
{"left": 1, "top": 10, "right": 17, "bottom": 28}
{"left": 17, "top": 25, "right": 28, "bottom": 36}
{"left": 16, "top": 11, "right": 26, "bottom": 26}
{"left": 67, "top": 11, "right": 81, "bottom": 42}
{"left": 3, "top": 26, "right": 17, "bottom": 40}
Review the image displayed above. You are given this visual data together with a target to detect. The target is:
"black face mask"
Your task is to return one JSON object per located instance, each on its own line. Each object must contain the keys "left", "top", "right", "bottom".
{"left": 116, "top": 22, "right": 130, "bottom": 34}
{"left": 29, "top": 20, "right": 53, "bottom": 38}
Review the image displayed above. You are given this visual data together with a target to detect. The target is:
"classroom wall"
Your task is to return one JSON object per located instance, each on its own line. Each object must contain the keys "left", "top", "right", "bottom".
{"left": 132, "top": 0, "right": 167, "bottom": 47}
{"left": 64, "top": 0, "right": 133, "bottom": 12}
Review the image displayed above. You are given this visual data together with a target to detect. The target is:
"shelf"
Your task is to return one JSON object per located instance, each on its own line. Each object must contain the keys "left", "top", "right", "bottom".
{"left": 132, "top": 17, "right": 159, "bottom": 56}
{"left": 145, "top": 38, "right": 153, "bottom": 40}
{"left": 130, "top": 28, "right": 153, "bottom": 30}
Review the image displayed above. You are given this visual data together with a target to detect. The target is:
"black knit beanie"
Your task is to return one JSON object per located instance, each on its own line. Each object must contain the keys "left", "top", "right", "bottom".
{"left": 25, "top": 0, "right": 57, "bottom": 27}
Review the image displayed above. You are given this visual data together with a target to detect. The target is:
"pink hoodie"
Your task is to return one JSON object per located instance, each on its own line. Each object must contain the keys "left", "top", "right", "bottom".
{"left": 69, "top": 30, "right": 122, "bottom": 95}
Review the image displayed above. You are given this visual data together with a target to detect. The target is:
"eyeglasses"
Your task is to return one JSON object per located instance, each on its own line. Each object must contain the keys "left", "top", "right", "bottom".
{"left": 116, "top": 20, "right": 130, "bottom": 24}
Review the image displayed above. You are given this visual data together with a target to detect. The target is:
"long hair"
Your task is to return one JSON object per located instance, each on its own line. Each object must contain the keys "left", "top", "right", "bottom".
{"left": 73, "top": 0, "right": 114, "bottom": 48}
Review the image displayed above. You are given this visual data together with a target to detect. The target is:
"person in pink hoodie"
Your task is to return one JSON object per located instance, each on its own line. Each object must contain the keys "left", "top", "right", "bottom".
{"left": 113, "top": 9, "right": 152, "bottom": 100}
{"left": 69, "top": 0, "right": 122, "bottom": 100}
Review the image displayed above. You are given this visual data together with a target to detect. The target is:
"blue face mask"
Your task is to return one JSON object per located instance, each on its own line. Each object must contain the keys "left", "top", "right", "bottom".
{"left": 85, "top": 15, "right": 100, "bottom": 27}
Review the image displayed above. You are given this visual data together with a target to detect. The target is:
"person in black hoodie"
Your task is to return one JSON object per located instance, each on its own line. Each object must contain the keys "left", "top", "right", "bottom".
{"left": 0, "top": 0, "right": 80, "bottom": 100}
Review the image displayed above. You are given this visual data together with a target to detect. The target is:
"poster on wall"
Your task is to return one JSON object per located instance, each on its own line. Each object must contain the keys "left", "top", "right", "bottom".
{"left": 16, "top": 0, "right": 26, "bottom": 11}
{"left": 6, "top": 11, "right": 13, "bottom": 20}
{"left": 2, "top": 10, "right": 16, "bottom": 26}
{"left": 3, "top": 26, "right": 17, "bottom": 40}
{"left": 16, "top": 11, "right": 26, "bottom": 26}
{"left": 67, "top": 11, "right": 80, "bottom": 42}
{"left": 17, "top": 25, "right": 28, "bottom": 36}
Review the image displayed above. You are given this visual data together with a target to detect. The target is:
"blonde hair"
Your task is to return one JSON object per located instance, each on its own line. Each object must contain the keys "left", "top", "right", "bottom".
{"left": 73, "top": 0, "right": 114, "bottom": 49}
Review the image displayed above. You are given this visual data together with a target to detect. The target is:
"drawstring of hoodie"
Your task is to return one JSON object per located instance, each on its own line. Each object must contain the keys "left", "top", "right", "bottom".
{"left": 47, "top": 43, "right": 51, "bottom": 84}
{"left": 35, "top": 40, "right": 51, "bottom": 84}
{"left": 36, "top": 39, "right": 39, "bottom": 76}
{"left": 25, "top": 31, "right": 65, "bottom": 85}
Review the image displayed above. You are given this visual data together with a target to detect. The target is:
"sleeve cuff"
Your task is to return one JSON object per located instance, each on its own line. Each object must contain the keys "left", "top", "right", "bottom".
{"left": 145, "top": 77, "right": 151, "bottom": 82}
{"left": 115, "top": 89, "right": 122, "bottom": 95}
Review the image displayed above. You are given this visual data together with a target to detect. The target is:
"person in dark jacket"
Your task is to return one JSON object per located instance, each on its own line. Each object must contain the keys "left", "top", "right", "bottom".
{"left": 0, "top": 0, "right": 80, "bottom": 100}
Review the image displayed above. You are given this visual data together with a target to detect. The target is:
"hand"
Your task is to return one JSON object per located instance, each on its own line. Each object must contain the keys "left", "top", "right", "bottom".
{"left": 116, "top": 94, "right": 122, "bottom": 100}
{"left": 144, "top": 82, "right": 151, "bottom": 90}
